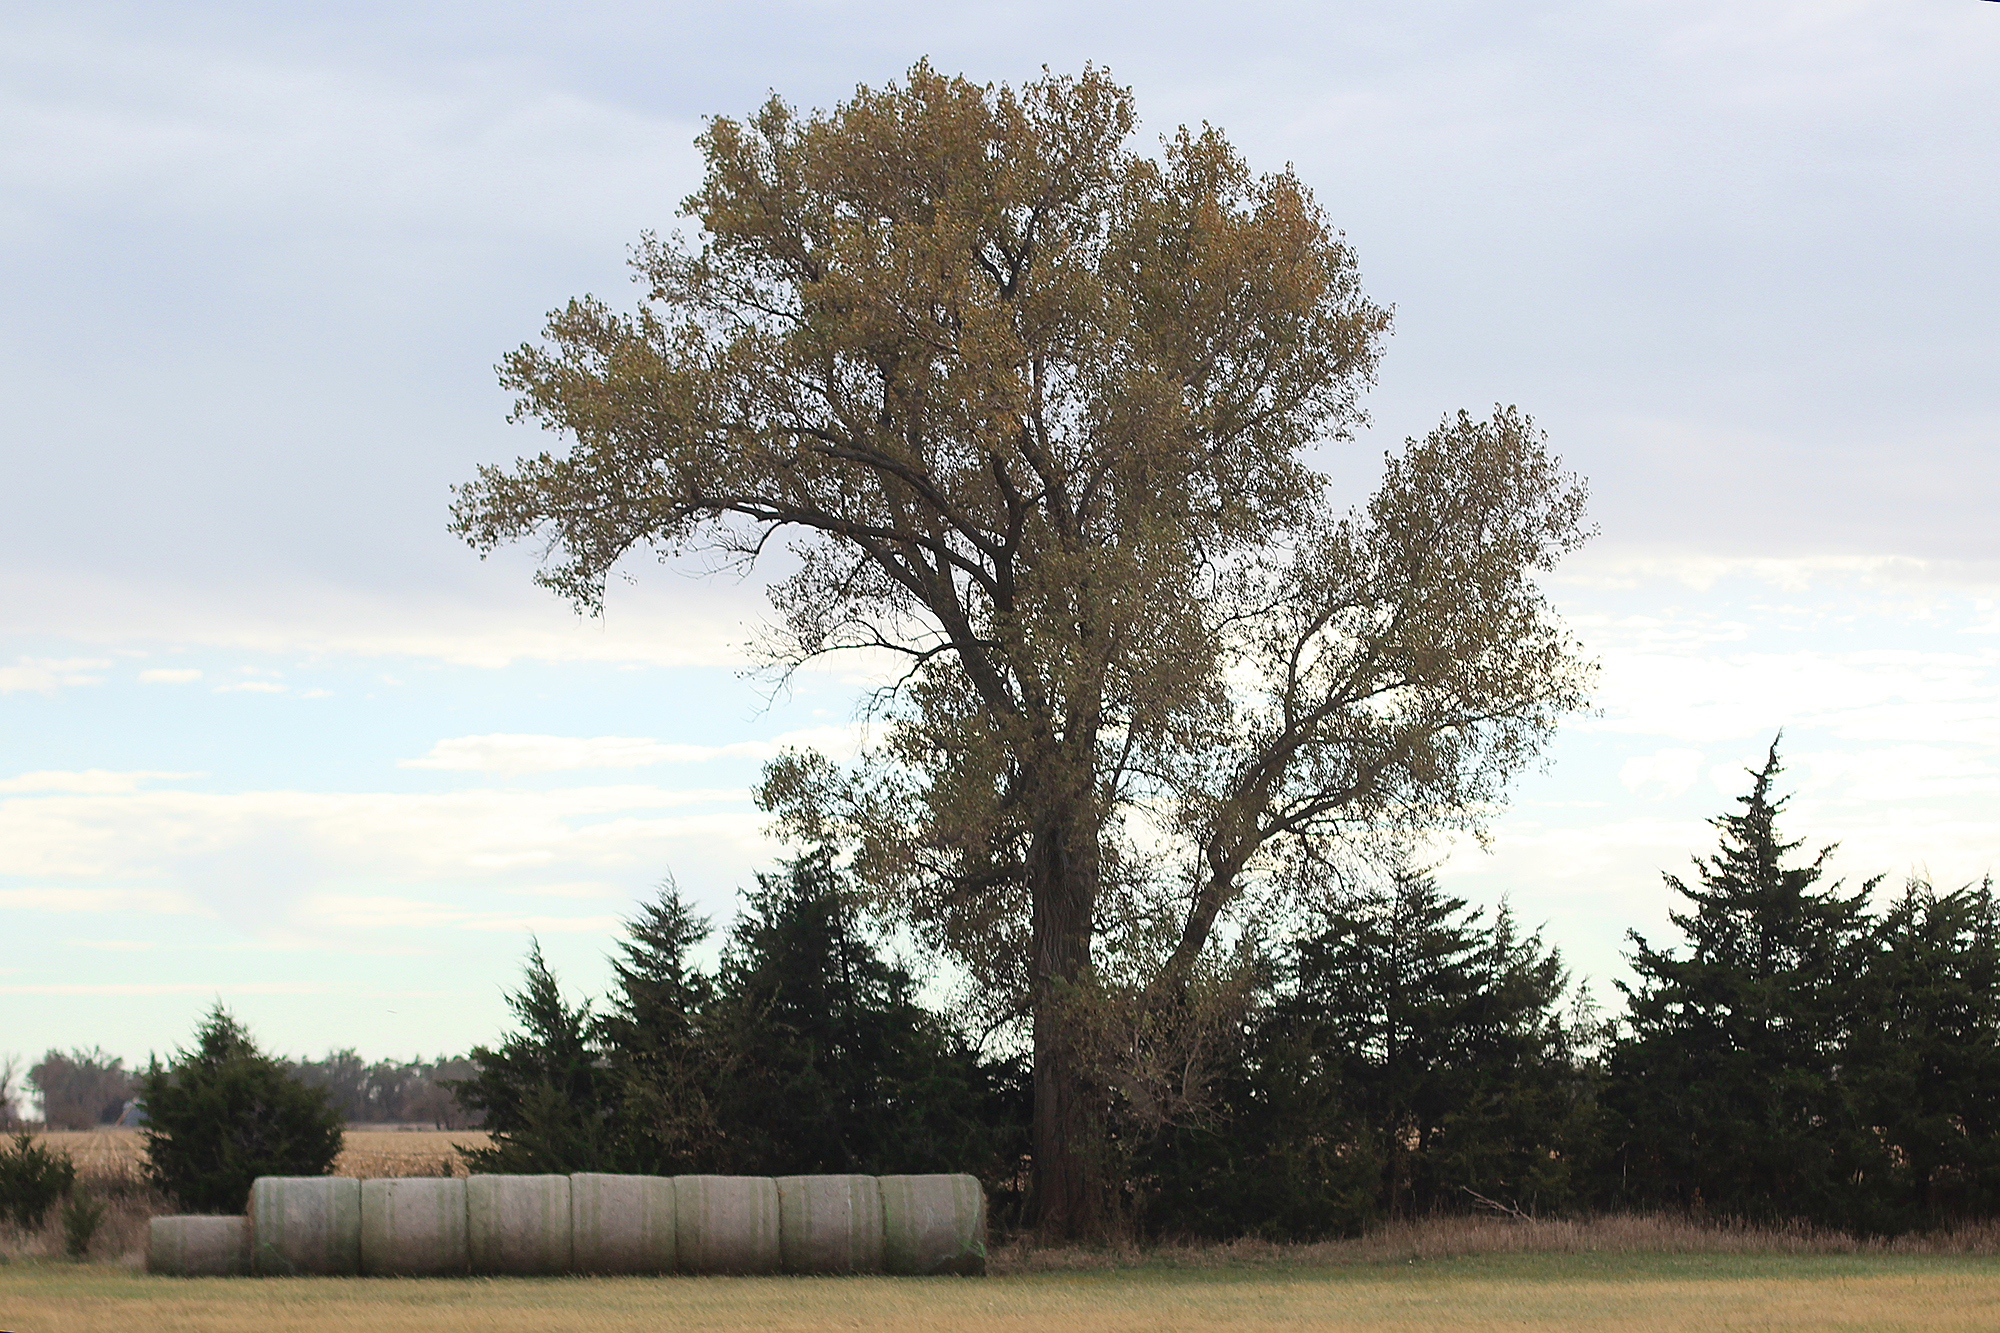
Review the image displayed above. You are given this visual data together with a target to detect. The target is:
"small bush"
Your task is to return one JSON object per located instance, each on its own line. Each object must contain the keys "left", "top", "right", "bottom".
{"left": 138, "top": 1005, "right": 344, "bottom": 1213}
{"left": 61, "top": 1189, "right": 108, "bottom": 1258}
{"left": 0, "top": 1133, "right": 77, "bottom": 1230}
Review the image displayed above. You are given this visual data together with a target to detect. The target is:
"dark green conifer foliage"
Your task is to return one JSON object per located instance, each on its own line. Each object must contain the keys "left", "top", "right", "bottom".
{"left": 1850, "top": 877, "right": 2000, "bottom": 1226}
{"left": 454, "top": 944, "right": 612, "bottom": 1173}
{"left": 1284, "top": 869, "right": 1589, "bottom": 1218}
{"left": 0, "top": 1134, "right": 78, "bottom": 1229}
{"left": 137, "top": 1006, "right": 343, "bottom": 1213}
{"left": 1606, "top": 738, "right": 1878, "bottom": 1224}
{"left": 454, "top": 853, "right": 1025, "bottom": 1182}
{"left": 598, "top": 880, "right": 722, "bottom": 1173}
{"left": 704, "top": 847, "right": 1011, "bottom": 1176}
{"left": 1140, "top": 868, "right": 1591, "bottom": 1237}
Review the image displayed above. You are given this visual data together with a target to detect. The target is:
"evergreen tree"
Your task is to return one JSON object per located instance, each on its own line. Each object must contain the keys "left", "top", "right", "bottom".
{"left": 454, "top": 943, "right": 612, "bottom": 1173}
{"left": 1133, "top": 997, "right": 1380, "bottom": 1240}
{"left": 1849, "top": 877, "right": 2000, "bottom": 1226}
{"left": 703, "top": 847, "right": 1013, "bottom": 1177}
{"left": 137, "top": 1006, "right": 343, "bottom": 1213}
{"left": 1138, "top": 867, "right": 1592, "bottom": 1236}
{"left": 1605, "top": 738, "right": 1878, "bottom": 1224}
{"left": 452, "top": 855, "right": 1026, "bottom": 1183}
{"left": 1281, "top": 868, "right": 1589, "bottom": 1218}
{"left": 598, "top": 879, "right": 722, "bottom": 1173}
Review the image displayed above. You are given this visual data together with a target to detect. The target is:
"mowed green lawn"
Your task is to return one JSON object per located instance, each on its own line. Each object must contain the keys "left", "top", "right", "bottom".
{"left": 6, "top": 1254, "right": 2000, "bottom": 1333}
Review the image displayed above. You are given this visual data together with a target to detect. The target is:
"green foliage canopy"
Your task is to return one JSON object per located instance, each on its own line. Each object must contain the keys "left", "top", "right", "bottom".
{"left": 451, "top": 61, "right": 1596, "bottom": 1232}
{"left": 459, "top": 852, "right": 1023, "bottom": 1187}
{"left": 136, "top": 1005, "right": 344, "bottom": 1214}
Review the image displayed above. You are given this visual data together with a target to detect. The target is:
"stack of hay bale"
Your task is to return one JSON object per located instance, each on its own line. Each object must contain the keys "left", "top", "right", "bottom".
{"left": 148, "top": 1172, "right": 985, "bottom": 1277}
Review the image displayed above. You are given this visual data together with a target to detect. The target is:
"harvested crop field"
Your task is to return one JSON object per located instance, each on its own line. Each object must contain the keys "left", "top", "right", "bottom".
{"left": 5, "top": 1253, "right": 2000, "bottom": 1332}
{"left": 31, "top": 1128, "right": 490, "bottom": 1180}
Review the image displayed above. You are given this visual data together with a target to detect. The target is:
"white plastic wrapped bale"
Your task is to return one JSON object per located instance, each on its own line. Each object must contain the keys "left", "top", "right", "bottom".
{"left": 879, "top": 1174, "right": 987, "bottom": 1276}
{"left": 147, "top": 1215, "right": 249, "bottom": 1276}
{"left": 360, "top": 1177, "right": 469, "bottom": 1276}
{"left": 467, "top": 1174, "right": 572, "bottom": 1275}
{"left": 248, "top": 1176, "right": 361, "bottom": 1276}
{"left": 775, "top": 1174, "right": 884, "bottom": 1274}
{"left": 673, "top": 1175, "right": 781, "bottom": 1275}
{"left": 570, "top": 1173, "right": 677, "bottom": 1274}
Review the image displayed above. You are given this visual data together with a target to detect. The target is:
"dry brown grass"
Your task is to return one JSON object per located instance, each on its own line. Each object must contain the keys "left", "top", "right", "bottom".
{"left": 991, "top": 1212, "right": 2000, "bottom": 1272}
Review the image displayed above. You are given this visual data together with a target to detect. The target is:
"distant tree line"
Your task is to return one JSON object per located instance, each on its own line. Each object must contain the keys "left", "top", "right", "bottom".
{"left": 285, "top": 1053, "right": 481, "bottom": 1129}
{"left": 464, "top": 739, "right": 2000, "bottom": 1238}
{"left": 23, "top": 1047, "right": 477, "bottom": 1130}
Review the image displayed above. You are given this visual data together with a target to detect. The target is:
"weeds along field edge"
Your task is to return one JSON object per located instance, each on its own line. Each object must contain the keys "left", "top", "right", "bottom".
{"left": 992, "top": 1213, "right": 2000, "bottom": 1271}
{"left": 1, "top": 1130, "right": 491, "bottom": 1265}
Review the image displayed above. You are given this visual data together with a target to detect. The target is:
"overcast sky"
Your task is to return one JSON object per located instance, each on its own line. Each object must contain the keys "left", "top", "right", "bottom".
{"left": 4, "top": 0, "right": 1998, "bottom": 1093}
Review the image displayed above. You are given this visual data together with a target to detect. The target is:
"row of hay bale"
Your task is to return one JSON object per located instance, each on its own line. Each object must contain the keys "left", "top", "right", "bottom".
{"left": 148, "top": 1172, "right": 985, "bottom": 1277}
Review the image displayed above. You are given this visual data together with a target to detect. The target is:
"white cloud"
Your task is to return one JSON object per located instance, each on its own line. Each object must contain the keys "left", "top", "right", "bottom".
{"left": 0, "top": 783, "right": 759, "bottom": 883}
{"left": 402, "top": 725, "right": 873, "bottom": 775}
{"left": 503, "top": 881, "right": 620, "bottom": 900}
{"left": 1578, "top": 609, "right": 2000, "bottom": 747}
{"left": 296, "top": 893, "right": 623, "bottom": 937}
{"left": 0, "top": 569, "right": 760, "bottom": 669}
{"left": 215, "top": 679, "right": 286, "bottom": 694}
{"left": 1619, "top": 748, "right": 1703, "bottom": 798}
{"left": 0, "top": 656, "right": 107, "bottom": 692}
{"left": 404, "top": 734, "right": 731, "bottom": 773}
{"left": 0, "top": 982, "right": 321, "bottom": 996}
{"left": 0, "top": 886, "right": 207, "bottom": 914}
{"left": 138, "top": 667, "right": 202, "bottom": 683}
{"left": 0, "top": 769, "right": 200, "bottom": 794}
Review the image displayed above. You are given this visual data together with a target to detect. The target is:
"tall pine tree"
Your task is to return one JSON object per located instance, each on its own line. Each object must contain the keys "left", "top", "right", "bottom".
{"left": 1606, "top": 738, "right": 1878, "bottom": 1225}
{"left": 454, "top": 942, "right": 612, "bottom": 1173}
{"left": 703, "top": 847, "right": 1015, "bottom": 1176}
{"left": 598, "top": 880, "right": 722, "bottom": 1173}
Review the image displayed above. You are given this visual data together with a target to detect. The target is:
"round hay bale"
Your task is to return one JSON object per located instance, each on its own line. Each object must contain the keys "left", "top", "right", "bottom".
{"left": 360, "top": 1176, "right": 469, "bottom": 1276}
{"left": 570, "top": 1173, "right": 677, "bottom": 1274}
{"left": 878, "top": 1174, "right": 986, "bottom": 1276}
{"left": 775, "top": 1174, "right": 884, "bottom": 1274}
{"left": 672, "top": 1174, "right": 781, "bottom": 1275}
{"left": 468, "top": 1174, "right": 571, "bottom": 1275}
{"left": 147, "top": 1215, "right": 249, "bottom": 1276}
{"left": 249, "top": 1176, "right": 361, "bottom": 1276}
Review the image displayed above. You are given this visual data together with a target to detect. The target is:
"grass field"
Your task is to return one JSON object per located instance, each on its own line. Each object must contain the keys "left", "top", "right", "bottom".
{"left": 4, "top": 1252, "right": 2000, "bottom": 1332}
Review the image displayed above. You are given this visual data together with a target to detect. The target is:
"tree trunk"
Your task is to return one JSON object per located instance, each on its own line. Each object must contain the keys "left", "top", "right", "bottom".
{"left": 1028, "top": 804, "right": 1101, "bottom": 1238}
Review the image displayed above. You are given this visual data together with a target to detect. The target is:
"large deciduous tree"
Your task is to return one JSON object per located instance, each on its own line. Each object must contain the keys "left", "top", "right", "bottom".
{"left": 451, "top": 62, "right": 1594, "bottom": 1234}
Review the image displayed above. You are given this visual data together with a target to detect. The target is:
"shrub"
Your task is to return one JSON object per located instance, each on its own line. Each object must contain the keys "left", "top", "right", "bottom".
{"left": 61, "top": 1188, "right": 108, "bottom": 1258}
{"left": 137, "top": 1006, "right": 344, "bottom": 1213}
{"left": 0, "top": 1133, "right": 77, "bottom": 1229}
